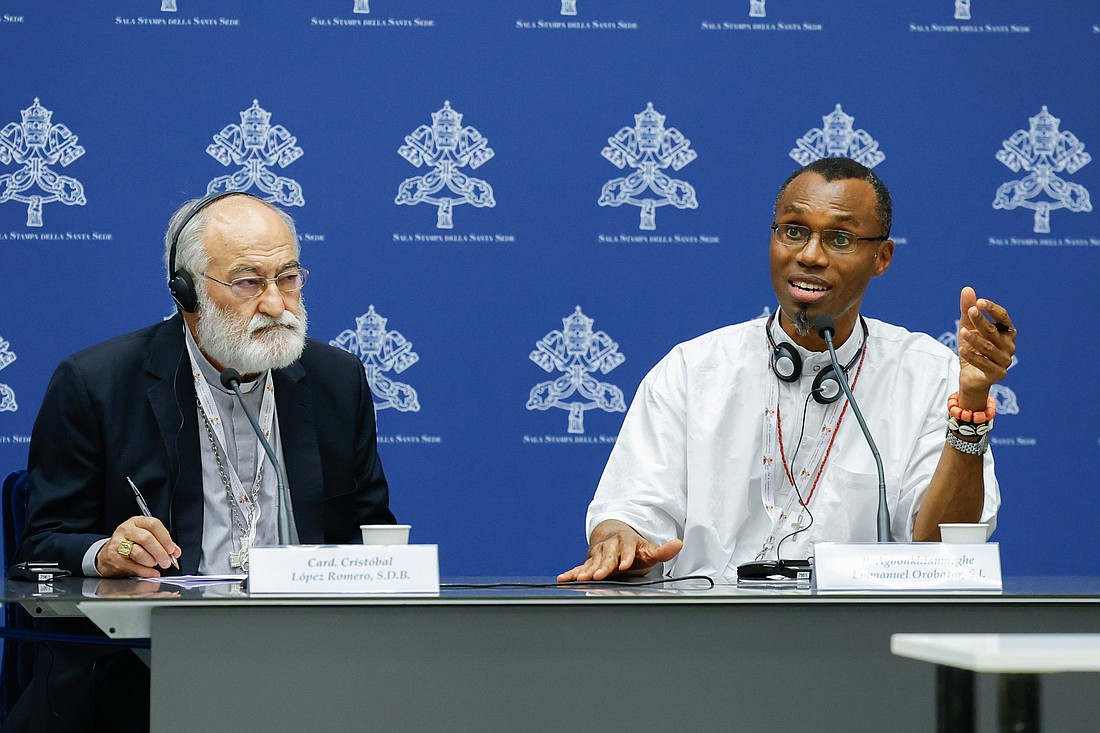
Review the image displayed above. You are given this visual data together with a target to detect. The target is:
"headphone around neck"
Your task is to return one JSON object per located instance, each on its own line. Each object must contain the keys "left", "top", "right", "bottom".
{"left": 167, "top": 190, "right": 261, "bottom": 313}
{"left": 766, "top": 312, "right": 867, "bottom": 404}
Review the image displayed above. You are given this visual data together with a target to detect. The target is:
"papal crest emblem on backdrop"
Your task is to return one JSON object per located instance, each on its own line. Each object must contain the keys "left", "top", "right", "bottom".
{"left": 561, "top": 1, "right": 577, "bottom": 15}
{"left": 205, "top": 100, "right": 305, "bottom": 207}
{"left": 992, "top": 106, "right": 1091, "bottom": 234}
{"left": 750, "top": 0, "right": 766, "bottom": 17}
{"left": 0, "top": 99, "right": 86, "bottom": 227}
{"left": 331, "top": 306, "right": 421, "bottom": 412}
{"left": 0, "top": 337, "right": 17, "bottom": 413}
{"left": 161, "top": 0, "right": 177, "bottom": 11}
{"left": 789, "top": 104, "right": 885, "bottom": 169}
{"left": 598, "top": 103, "right": 699, "bottom": 231}
{"left": 955, "top": 1, "right": 971, "bottom": 20}
{"left": 395, "top": 101, "right": 496, "bottom": 229}
{"left": 526, "top": 307, "right": 627, "bottom": 435}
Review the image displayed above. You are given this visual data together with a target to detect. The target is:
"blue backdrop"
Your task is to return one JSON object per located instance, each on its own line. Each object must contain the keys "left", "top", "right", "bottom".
{"left": 0, "top": 0, "right": 1096, "bottom": 576}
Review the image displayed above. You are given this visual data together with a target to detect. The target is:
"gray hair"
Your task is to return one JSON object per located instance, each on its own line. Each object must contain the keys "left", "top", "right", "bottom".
{"left": 162, "top": 194, "right": 300, "bottom": 298}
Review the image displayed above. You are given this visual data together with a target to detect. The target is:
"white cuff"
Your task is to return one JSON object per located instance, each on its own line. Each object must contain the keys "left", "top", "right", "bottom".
{"left": 81, "top": 538, "right": 109, "bottom": 577}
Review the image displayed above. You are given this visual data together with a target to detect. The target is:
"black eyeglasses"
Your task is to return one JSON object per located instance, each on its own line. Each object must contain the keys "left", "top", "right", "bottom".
{"left": 771, "top": 224, "right": 887, "bottom": 254}
{"left": 204, "top": 269, "right": 309, "bottom": 299}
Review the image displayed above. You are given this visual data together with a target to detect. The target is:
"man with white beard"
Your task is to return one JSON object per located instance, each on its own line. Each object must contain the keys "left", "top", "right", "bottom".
{"left": 8, "top": 192, "right": 395, "bottom": 732}
{"left": 19, "top": 191, "right": 395, "bottom": 579}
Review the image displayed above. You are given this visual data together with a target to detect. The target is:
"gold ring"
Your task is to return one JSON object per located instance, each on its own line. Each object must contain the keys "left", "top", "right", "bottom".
{"left": 117, "top": 539, "right": 134, "bottom": 558}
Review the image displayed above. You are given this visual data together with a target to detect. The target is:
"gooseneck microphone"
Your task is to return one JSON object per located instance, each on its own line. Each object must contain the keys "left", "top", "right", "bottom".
{"left": 814, "top": 314, "right": 892, "bottom": 543}
{"left": 219, "top": 368, "right": 293, "bottom": 544}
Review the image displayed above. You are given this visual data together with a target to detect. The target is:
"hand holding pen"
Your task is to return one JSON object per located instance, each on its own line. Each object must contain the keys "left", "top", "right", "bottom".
{"left": 93, "top": 477, "right": 182, "bottom": 578}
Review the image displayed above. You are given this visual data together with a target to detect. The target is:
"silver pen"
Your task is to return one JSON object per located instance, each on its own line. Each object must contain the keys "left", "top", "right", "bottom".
{"left": 126, "top": 476, "right": 180, "bottom": 570}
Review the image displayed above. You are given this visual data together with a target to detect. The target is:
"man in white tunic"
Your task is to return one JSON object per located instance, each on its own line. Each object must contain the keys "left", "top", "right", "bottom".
{"left": 560, "top": 157, "right": 1016, "bottom": 582}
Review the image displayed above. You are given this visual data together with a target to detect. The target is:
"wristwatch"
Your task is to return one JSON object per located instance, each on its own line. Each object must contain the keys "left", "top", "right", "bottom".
{"left": 946, "top": 428, "right": 989, "bottom": 456}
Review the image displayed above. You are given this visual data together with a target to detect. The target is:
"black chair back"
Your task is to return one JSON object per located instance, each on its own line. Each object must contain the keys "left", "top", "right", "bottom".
{"left": 0, "top": 469, "right": 33, "bottom": 721}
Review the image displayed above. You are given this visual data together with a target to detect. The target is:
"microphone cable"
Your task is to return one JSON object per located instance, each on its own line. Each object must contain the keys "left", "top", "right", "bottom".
{"left": 167, "top": 341, "right": 187, "bottom": 539}
{"left": 774, "top": 390, "right": 816, "bottom": 563}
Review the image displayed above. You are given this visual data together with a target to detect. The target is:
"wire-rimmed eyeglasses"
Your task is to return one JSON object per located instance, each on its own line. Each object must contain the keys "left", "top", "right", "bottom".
{"left": 771, "top": 223, "right": 887, "bottom": 254}
{"left": 204, "top": 268, "right": 309, "bottom": 299}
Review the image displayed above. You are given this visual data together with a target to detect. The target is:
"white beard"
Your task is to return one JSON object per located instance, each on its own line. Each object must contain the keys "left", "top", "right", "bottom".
{"left": 196, "top": 298, "right": 308, "bottom": 375}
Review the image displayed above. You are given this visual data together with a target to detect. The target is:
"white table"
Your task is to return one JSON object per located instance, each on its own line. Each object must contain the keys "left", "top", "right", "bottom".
{"left": 892, "top": 633, "right": 1100, "bottom": 733}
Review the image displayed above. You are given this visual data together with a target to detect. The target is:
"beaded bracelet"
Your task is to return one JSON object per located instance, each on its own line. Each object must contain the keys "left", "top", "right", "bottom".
{"left": 948, "top": 415, "right": 994, "bottom": 436}
{"left": 948, "top": 391, "right": 996, "bottom": 423}
{"left": 947, "top": 391, "right": 996, "bottom": 436}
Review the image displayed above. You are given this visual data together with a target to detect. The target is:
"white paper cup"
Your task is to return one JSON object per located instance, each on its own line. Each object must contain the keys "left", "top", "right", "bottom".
{"left": 360, "top": 524, "right": 411, "bottom": 545}
{"left": 939, "top": 522, "right": 989, "bottom": 544}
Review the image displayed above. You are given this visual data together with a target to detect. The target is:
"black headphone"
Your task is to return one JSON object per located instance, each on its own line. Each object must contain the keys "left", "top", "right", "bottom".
{"left": 167, "top": 190, "right": 260, "bottom": 313}
{"left": 767, "top": 312, "right": 867, "bottom": 404}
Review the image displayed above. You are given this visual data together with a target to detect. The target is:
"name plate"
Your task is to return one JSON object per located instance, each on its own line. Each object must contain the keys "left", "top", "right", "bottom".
{"left": 248, "top": 545, "right": 440, "bottom": 595}
{"left": 813, "top": 542, "right": 1002, "bottom": 593}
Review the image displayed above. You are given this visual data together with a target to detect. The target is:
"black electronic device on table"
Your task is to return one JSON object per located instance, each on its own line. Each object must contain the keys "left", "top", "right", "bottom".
{"left": 7, "top": 561, "right": 71, "bottom": 582}
{"left": 736, "top": 559, "right": 812, "bottom": 582}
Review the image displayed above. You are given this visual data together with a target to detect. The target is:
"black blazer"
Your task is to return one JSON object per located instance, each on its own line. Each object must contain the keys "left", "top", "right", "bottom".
{"left": 17, "top": 316, "right": 394, "bottom": 575}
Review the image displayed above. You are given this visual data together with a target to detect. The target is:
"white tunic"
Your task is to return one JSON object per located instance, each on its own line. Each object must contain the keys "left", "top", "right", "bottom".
{"left": 586, "top": 315, "right": 1000, "bottom": 582}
